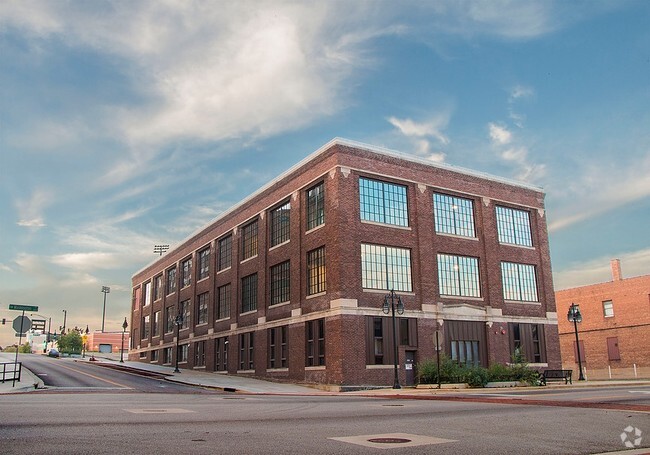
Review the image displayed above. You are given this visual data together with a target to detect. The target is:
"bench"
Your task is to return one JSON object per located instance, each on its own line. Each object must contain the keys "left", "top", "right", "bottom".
{"left": 540, "top": 369, "right": 572, "bottom": 385}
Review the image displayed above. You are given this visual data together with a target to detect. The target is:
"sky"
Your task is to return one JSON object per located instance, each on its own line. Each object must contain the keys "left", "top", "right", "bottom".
{"left": 1, "top": 1, "right": 649, "bottom": 347}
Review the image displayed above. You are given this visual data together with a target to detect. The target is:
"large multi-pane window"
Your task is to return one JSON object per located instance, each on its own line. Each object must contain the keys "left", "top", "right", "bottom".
{"left": 153, "top": 311, "right": 160, "bottom": 337}
{"left": 241, "top": 220, "right": 258, "bottom": 260}
{"left": 268, "top": 326, "right": 288, "bottom": 369}
{"left": 215, "top": 337, "right": 228, "bottom": 371}
{"left": 307, "top": 247, "right": 326, "bottom": 295}
{"left": 451, "top": 340, "right": 480, "bottom": 367}
{"left": 437, "top": 254, "right": 481, "bottom": 298}
{"left": 165, "top": 306, "right": 175, "bottom": 333}
{"left": 359, "top": 177, "right": 409, "bottom": 227}
{"left": 307, "top": 182, "right": 325, "bottom": 230}
{"left": 270, "top": 261, "right": 290, "bottom": 305}
{"left": 218, "top": 235, "right": 232, "bottom": 271}
{"left": 361, "top": 244, "right": 412, "bottom": 292}
{"left": 142, "top": 315, "right": 150, "bottom": 339}
{"left": 179, "top": 344, "right": 188, "bottom": 363}
{"left": 143, "top": 282, "right": 151, "bottom": 307}
{"left": 306, "top": 319, "right": 325, "bottom": 367}
{"left": 270, "top": 201, "right": 291, "bottom": 247}
{"left": 197, "top": 292, "right": 209, "bottom": 325}
{"left": 166, "top": 267, "right": 177, "bottom": 294}
{"left": 216, "top": 284, "right": 231, "bottom": 320}
{"left": 501, "top": 262, "right": 538, "bottom": 302}
{"left": 181, "top": 258, "right": 192, "bottom": 288}
{"left": 239, "top": 332, "right": 254, "bottom": 370}
{"left": 154, "top": 275, "right": 163, "bottom": 301}
{"left": 433, "top": 193, "right": 476, "bottom": 237}
{"left": 510, "top": 323, "right": 546, "bottom": 363}
{"left": 241, "top": 274, "right": 258, "bottom": 313}
{"left": 198, "top": 248, "right": 210, "bottom": 280}
{"left": 163, "top": 347, "right": 172, "bottom": 364}
{"left": 179, "top": 299, "right": 190, "bottom": 329}
{"left": 496, "top": 206, "right": 533, "bottom": 247}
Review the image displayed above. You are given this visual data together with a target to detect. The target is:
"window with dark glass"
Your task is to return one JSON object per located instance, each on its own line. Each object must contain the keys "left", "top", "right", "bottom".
{"left": 143, "top": 281, "right": 151, "bottom": 307}
{"left": 163, "top": 347, "right": 172, "bottom": 364}
{"left": 217, "top": 283, "right": 231, "bottom": 320}
{"left": 181, "top": 258, "right": 192, "bottom": 288}
{"left": 133, "top": 287, "right": 141, "bottom": 311}
{"left": 197, "top": 292, "right": 208, "bottom": 325}
{"left": 218, "top": 235, "right": 232, "bottom": 271}
{"left": 151, "top": 350, "right": 159, "bottom": 362}
{"left": 179, "top": 299, "right": 190, "bottom": 329}
{"left": 153, "top": 310, "right": 160, "bottom": 337}
{"left": 154, "top": 275, "right": 163, "bottom": 301}
{"left": 239, "top": 332, "right": 254, "bottom": 370}
{"left": 269, "top": 326, "right": 288, "bottom": 369}
{"left": 179, "top": 344, "right": 188, "bottom": 363}
{"left": 142, "top": 315, "right": 150, "bottom": 339}
{"left": 306, "top": 319, "right": 325, "bottom": 366}
{"left": 496, "top": 206, "right": 533, "bottom": 247}
{"left": 215, "top": 337, "right": 228, "bottom": 371}
{"left": 270, "top": 261, "right": 290, "bottom": 305}
{"left": 437, "top": 253, "right": 481, "bottom": 297}
{"left": 433, "top": 193, "right": 476, "bottom": 237}
{"left": 307, "top": 182, "right": 325, "bottom": 230}
{"left": 359, "top": 177, "right": 408, "bottom": 227}
{"left": 501, "top": 262, "right": 538, "bottom": 302}
{"left": 509, "top": 323, "right": 546, "bottom": 363}
{"left": 307, "top": 247, "right": 326, "bottom": 295}
{"left": 194, "top": 341, "right": 206, "bottom": 367}
{"left": 198, "top": 248, "right": 210, "bottom": 280}
{"left": 361, "top": 243, "right": 412, "bottom": 292}
{"left": 372, "top": 317, "right": 384, "bottom": 364}
{"left": 241, "top": 274, "right": 258, "bottom": 313}
{"left": 166, "top": 267, "right": 177, "bottom": 294}
{"left": 165, "top": 306, "right": 174, "bottom": 333}
{"left": 451, "top": 340, "right": 480, "bottom": 367}
{"left": 270, "top": 201, "right": 291, "bottom": 247}
{"left": 241, "top": 220, "right": 258, "bottom": 260}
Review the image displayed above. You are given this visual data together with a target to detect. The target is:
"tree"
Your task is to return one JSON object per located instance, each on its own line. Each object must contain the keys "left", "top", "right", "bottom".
{"left": 57, "top": 331, "right": 83, "bottom": 354}
{"left": 19, "top": 342, "right": 32, "bottom": 353}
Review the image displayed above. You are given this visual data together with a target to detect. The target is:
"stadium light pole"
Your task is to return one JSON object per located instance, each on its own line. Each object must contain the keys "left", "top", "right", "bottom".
{"left": 101, "top": 286, "right": 110, "bottom": 332}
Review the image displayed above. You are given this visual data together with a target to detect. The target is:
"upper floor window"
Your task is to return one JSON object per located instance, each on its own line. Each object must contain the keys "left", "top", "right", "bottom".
{"left": 218, "top": 235, "right": 232, "bottom": 271}
{"left": 501, "top": 262, "right": 538, "bottom": 302}
{"left": 143, "top": 281, "right": 151, "bottom": 307}
{"left": 197, "top": 292, "right": 209, "bottom": 325}
{"left": 241, "top": 273, "right": 258, "bottom": 313}
{"left": 496, "top": 206, "right": 533, "bottom": 247}
{"left": 307, "top": 247, "right": 326, "bottom": 295}
{"left": 216, "top": 283, "right": 231, "bottom": 320}
{"left": 307, "top": 182, "right": 325, "bottom": 230}
{"left": 166, "top": 267, "right": 177, "bottom": 294}
{"left": 165, "top": 305, "right": 175, "bottom": 333}
{"left": 133, "top": 287, "right": 141, "bottom": 311}
{"left": 359, "top": 177, "right": 408, "bottom": 227}
{"left": 437, "top": 253, "right": 481, "bottom": 298}
{"left": 153, "top": 275, "right": 163, "bottom": 301}
{"left": 181, "top": 258, "right": 192, "bottom": 288}
{"left": 361, "top": 243, "right": 412, "bottom": 292}
{"left": 241, "top": 220, "right": 258, "bottom": 260}
{"left": 198, "top": 248, "right": 210, "bottom": 280}
{"left": 270, "top": 261, "right": 291, "bottom": 305}
{"left": 603, "top": 300, "right": 614, "bottom": 318}
{"left": 270, "top": 201, "right": 291, "bottom": 247}
{"left": 179, "top": 299, "right": 190, "bottom": 329}
{"left": 433, "top": 193, "right": 475, "bottom": 238}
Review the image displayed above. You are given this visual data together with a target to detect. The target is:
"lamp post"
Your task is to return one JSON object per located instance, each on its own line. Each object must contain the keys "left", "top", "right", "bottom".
{"left": 567, "top": 303, "right": 585, "bottom": 381}
{"left": 101, "top": 286, "right": 110, "bottom": 332}
{"left": 120, "top": 317, "right": 128, "bottom": 363}
{"left": 173, "top": 312, "right": 184, "bottom": 373}
{"left": 82, "top": 325, "right": 89, "bottom": 358}
{"left": 61, "top": 309, "right": 67, "bottom": 334}
{"left": 383, "top": 289, "right": 404, "bottom": 389}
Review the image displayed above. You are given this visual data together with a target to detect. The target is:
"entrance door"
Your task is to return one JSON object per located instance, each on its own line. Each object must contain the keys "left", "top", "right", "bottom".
{"left": 405, "top": 351, "right": 416, "bottom": 386}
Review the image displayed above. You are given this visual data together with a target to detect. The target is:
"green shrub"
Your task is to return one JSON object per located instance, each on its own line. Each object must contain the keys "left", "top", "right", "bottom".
{"left": 487, "top": 363, "right": 513, "bottom": 382}
{"left": 463, "top": 365, "right": 489, "bottom": 387}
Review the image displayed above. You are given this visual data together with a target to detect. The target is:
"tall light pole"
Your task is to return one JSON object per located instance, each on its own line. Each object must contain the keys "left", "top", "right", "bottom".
{"left": 61, "top": 309, "right": 67, "bottom": 334}
{"left": 154, "top": 244, "right": 170, "bottom": 256}
{"left": 174, "top": 312, "right": 184, "bottom": 373}
{"left": 101, "top": 286, "right": 110, "bottom": 332}
{"left": 567, "top": 303, "right": 585, "bottom": 381}
{"left": 383, "top": 290, "right": 405, "bottom": 389}
{"left": 120, "top": 317, "right": 128, "bottom": 363}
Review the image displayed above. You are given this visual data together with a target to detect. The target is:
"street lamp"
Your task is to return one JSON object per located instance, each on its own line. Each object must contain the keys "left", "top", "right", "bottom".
{"left": 383, "top": 290, "right": 405, "bottom": 389}
{"left": 61, "top": 309, "right": 67, "bottom": 334}
{"left": 567, "top": 303, "right": 585, "bottom": 381}
{"left": 120, "top": 317, "right": 128, "bottom": 363}
{"left": 173, "top": 312, "right": 184, "bottom": 373}
{"left": 101, "top": 286, "right": 110, "bottom": 332}
{"left": 82, "top": 325, "right": 89, "bottom": 358}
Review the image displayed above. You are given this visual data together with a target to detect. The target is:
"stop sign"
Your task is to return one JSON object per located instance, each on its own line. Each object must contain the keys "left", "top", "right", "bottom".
{"left": 13, "top": 316, "right": 32, "bottom": 333}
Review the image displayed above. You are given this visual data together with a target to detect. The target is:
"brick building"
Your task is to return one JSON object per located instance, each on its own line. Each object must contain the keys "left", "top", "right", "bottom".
{"left": 130, "top": 138, "right": 561, "bottom": 387}
{"left": 556, "top": 259, "right": 650, "bottom": 379}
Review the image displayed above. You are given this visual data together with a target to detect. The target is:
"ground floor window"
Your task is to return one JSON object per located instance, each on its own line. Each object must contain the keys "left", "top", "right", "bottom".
{"left": 268, "top": 326, "right": 288, "bottom": 368}
{"left": 451, "top": 340, "right": 479, "bottom": 367}
{"left": 194, "top": 340, "right": 206, "bottom": 367}
{"left": 306, "top": 319, "right": 325, "bottom": 366}
{"left": 151, "top": 350, "right": 159, "bottom": 362}
{"left": 215, "top": 337, "right": 228, "bottom": 371}
{"left": 163, "top": 346, "right": 172, "bottom": 364}
{"left": 239, "top": 332, "right": 254, "bottom": 370}
{"left": 179, "top": 344, "right": 189, "bottom": 363}
{"left": 365, "top": 317, "right": 417, "bottom": 365}
{"left": 509, "top": 323, "right": 546, "bottom": 363}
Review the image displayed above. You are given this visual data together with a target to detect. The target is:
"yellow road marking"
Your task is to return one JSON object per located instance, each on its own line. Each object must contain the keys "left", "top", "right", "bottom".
{"left": 56, "top": 362, "right": 132, "bottom": 389}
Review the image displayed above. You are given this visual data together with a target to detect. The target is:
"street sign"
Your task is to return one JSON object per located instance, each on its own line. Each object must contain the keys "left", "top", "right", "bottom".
{"left": 433, "top": 330, "right": 443, "bottom": 351}
{"left": 15, "top": 333, "right": 27, "bottom": 337}
{"left": 9, "top": 304, "right": 38, "bottom": 312}
{"left": 31, "top": 319, "right": 46, "bottom": 331}
{"left": 13, "top": 316, "right": 32, "bottom": 333}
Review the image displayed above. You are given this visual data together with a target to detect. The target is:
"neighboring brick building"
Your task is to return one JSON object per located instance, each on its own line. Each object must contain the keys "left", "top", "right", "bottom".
{"left": 130, "top": 138, "right": 561, "bottom": 387}
{"left": 556, "top": 260, "right": 650, "bottom": 379}
{"left": 86, "top": 331, "right": 130, "bottom": 355}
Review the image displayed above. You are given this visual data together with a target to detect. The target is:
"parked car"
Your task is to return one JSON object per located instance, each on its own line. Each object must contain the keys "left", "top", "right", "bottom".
{"left": 47, "top": 348, "right": 60, "bottom": 358}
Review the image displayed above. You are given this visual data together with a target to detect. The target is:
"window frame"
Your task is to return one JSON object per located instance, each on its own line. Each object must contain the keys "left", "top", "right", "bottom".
{"left": 361, "top": 243, "right": 412, "bottom": 292}
{"left": 241, "top": 273, "right": 258, "bottom": 314}
{"left": 181, "top": 257, "right": 192, "bottom": 288}
{"left": 196, "top": 292, "right": 209, "bottom": 325}
{"left": 306, "top": 182, "right": 325, "bottom": 230}
{"left": 501, "top": 262, "right": 539, "bottom": 302}
{"left": 198, "top": 247, "right": 210, "bottom": 280}
{"left": 306, "top": 319, "right": 325, "bottom": 367}
{"left": 433, "top": 192, "right": 476, "bottom": 238}
{"left": 166, "top": 267, "right": 177, "bottom": 295}
{"left": 437, "top": 253, "right": 481, "bottom": 298}
{"left": 307, "top": 247, "right": 326, "bottom": 295}
{"left": 216, "top": 283, "right": 231, "bottom": 320}
{"left": 218, "top": 234, "right": 232, "bottom": 271}
{"left": 270, "top": 201, "right": 291, "bottom": 247}
{"left": 603, "top": 300, "right": 614, "bottom": 318}
{"left": 359, "top": 177, "right": 409, "bottom": 227}
{"left": 496, "top": 205, "right": 533, "bottom": 247}
{"left": 241, "top": 220, "right": 259, "bottom": 261}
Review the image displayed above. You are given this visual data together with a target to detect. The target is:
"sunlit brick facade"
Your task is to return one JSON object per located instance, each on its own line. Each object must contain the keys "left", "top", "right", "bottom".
{"left": 130, "top": 139, "right": 561, "bottom": 387}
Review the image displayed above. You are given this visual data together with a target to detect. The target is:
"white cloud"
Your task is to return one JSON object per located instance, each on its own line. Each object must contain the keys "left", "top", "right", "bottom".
{"left": 488, "top": 123, "right": 512, "bottom": 145}
{"left": 15, "top": 189, "right": 51, "bottom": 229}
{"left": 509, "top": 85, "right": 535, "bottom": 101}
{"left": 387, "top": 113, "right": 451, "bottom": 162}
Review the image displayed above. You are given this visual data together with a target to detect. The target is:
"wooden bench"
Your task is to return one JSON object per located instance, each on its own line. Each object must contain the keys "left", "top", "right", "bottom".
{"left": 540, "top": 369, "right": 573, "bottom": 385}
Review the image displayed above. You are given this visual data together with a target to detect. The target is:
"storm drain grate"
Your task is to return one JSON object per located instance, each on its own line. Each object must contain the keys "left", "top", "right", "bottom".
{"left": 329, "top": 433, "right": 457, "bottom": 450}
{"left": 367, "top": 438, "right": 411, "bottom": 444}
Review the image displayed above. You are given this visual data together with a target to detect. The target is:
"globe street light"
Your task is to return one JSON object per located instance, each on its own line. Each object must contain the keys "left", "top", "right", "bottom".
{"left": 174, "top": 312, "right": 184, "bottom": 373}
{"left": 383, "top": 290, "right": 405, "bottom": 389}
{"left": 101, "top": 286, "right": 110, "bottom": 332}
{"left": 120, "top": 317, "right": 128, "bottom": 363}
{"left": 567, "top": 303, "right": 585, "bottom": 381}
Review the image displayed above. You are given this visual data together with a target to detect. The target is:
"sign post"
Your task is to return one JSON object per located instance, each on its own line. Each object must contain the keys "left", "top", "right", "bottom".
{"left": 434, "top": 330, "right": 442, "bottom": 389}
{"left": 9, "top": 304, "right": 38, "bottom": 387}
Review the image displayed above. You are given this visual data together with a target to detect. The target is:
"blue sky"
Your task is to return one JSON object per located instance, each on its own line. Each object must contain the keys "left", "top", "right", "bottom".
{"left": 1, "top": 1, "right": 649, "bottom": 346}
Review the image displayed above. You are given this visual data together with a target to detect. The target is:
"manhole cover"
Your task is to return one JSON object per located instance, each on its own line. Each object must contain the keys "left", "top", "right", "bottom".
{"left": 367, "top": 438, "right": 412, "bottom": 444}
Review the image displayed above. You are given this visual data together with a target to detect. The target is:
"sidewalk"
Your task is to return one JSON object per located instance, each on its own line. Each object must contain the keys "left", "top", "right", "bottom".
{"left": 0, "top": 353, "right": 44, "bottom": 394}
